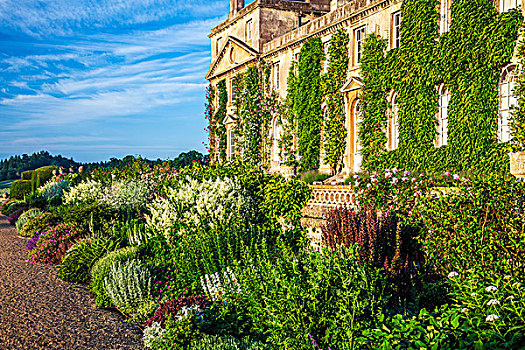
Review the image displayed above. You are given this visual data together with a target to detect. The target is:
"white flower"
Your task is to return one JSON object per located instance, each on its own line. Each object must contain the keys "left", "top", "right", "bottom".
{"left": 461, "top": 308, "right": 470, "bottom": 314}
{"left": 487, "top": 299, "right": 500, "bottom": 306}
{"left": 506, "top": 295, "right": 515, "bottom": 301}
{"left": 448, "top": 271, "right": 459, "bottom": 278}
{"left": 504, "top": 275, "right": 512, "bottom": 280}
{"left": 471, "top": 292, "right": 479, "bottom": 297}
{"left": 512, "top": 282, "right": 522, "bottom": 288}
{"left": 486, "top": 286, "right": 498, "bottom": 292}
{"left": 485, "top": 314, "right": 499, "bottom": 322}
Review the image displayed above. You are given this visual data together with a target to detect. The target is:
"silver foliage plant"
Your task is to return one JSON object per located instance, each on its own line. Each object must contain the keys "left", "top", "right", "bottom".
{"left": 142, "top": 321, "right": 165, "bottom": 349}
{"left": 103, "top": 259, "right": 152, "bottom": 312}
{"left": 146, "top": 177, "right": 257, "bottom": 238}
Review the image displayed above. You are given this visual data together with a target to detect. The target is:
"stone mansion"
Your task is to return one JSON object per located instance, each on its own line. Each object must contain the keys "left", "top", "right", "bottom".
{"left": 206, "top": 0, "right": 523, "bottom": 175}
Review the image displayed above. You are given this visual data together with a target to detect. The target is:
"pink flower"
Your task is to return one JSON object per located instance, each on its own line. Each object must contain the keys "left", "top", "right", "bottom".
{"left": 353, "top": 174, "right": 359, "bottom": 179}
{"left": 402, "top": 177, "right": 408, "bottom": 182}
{"left": 444, "top": 171, "right": 450, "bottom": 176}
{"left": 404, "top": 170, "right": 411, "bottom": 176}
{"left": 392, "top": 167, "right": 399, "bottom": 173}
{"left": 392, "top": 177, "right": 399, "bottom": 184}
{"left": 453, "top": 174, "right": 460, "bottom": 180}
{"left": 411, "top": 178, "right": 417, "bottom": 183}
{"left": 385, "top": 172, "right": 392, "bottom": 179}
{"left": 367, "top": 183, "right": 372, "bottom": 189}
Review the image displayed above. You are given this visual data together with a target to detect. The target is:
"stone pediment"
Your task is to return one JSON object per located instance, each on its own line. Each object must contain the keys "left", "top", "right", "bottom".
{"left": 341, "top": 76, "right": 363, "bottom": 92}
{"left": 206, "top": 36, "right": 259, "bottom": 80}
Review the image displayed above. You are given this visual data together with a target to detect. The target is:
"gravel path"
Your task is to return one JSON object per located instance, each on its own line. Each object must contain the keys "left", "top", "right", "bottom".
{"left": 0, "top": 215, "right": 143, "bottom": 350}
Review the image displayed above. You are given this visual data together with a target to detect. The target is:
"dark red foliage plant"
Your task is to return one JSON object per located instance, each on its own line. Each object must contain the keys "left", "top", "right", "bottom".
{"left": 144, "top": 295, "right": 211, "bottom": 328}
{"left": 321, "top": 205, "right": 423, "bottom": 275}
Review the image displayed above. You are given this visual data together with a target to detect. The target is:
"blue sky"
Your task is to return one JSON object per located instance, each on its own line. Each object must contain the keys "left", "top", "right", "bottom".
{"left": 0, "top": 0, "right": 231, "bottom": 162}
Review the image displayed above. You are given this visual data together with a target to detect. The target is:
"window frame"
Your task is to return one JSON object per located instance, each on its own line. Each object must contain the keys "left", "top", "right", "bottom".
{"left": 392, "top": 11, "right": 401, "bottom": 49}
{"left": 354, "top": 26, "right": 366, "bottom": 65}
{"left": 246, "top": 19, "right": 253, "bottom": 42}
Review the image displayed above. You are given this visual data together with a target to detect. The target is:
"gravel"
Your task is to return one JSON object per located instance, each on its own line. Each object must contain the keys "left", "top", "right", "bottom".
{"left": 0, "top": 215, "right": 143, "bottom": 350}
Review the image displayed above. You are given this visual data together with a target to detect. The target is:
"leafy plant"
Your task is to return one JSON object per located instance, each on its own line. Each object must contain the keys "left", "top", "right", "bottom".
{"left": 103, "top": 259, "right": 153, "bottom": 313}
{"left": 19, "top": 212, "right": 60, "bottom": 238}
{"left": 144, "top": 295, "right": 211, "bottom": 328}
{"left": 416, "top": 177, "right": 525, "bottom": 275}
{"left": 235, "top": 240, "right": 386, "bottom": 350}
{"left": 16, "top": 208, "right": 43, "bottom": 232}
{"left": 90, "top": 245, "right": 143, "bottom": 307}
{"left": 58, "top": 236, "right": 122, "bottom": 284}
{"left": 10, "top": 180, "right": 32, "bottom": 199}
{"left": 189, "top": 335, "right": 272, "bottom": 350}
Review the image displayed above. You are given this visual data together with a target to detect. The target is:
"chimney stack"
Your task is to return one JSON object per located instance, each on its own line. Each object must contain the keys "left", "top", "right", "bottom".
{"left": 229, "top": 0, "right": 245, "bottom": 18}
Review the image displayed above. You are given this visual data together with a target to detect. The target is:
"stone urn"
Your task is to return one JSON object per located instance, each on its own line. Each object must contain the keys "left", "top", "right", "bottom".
{"left": 509, "top": 152, "right": 525, "bottom": 178}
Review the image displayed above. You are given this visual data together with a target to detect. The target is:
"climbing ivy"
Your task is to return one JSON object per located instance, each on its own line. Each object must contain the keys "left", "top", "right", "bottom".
{"left": 321, "top": 29, "right": 349, "bottom": 174}
{"left": 204, "top": 84, "right": 215, "bottom": 159}
{"left": 513, "top": 27, "right": 525, "bottom": 146}
{"left": 294, "top": 37, "right": 324, "bottom": 172}
{"left": 234, "top": 61, "right": 283, "bottom": 167}
{"left": 360, "top": 0, "right": 522, "bottom": 174}
{"left": 214, "top": 80, "right": 228, "bottom": 162}
{"left": 280, "top": 62, "right": 299, "bottom": 166}
{"left": 359, "top": 34, "right": 389, "bottom": 170}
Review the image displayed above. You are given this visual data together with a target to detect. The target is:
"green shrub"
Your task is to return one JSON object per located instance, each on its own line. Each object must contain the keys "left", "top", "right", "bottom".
{"left": 34, "top": 166, "right": 57, "bottom": 187}
{"left": 103, "top": 259, "right": 152, "bottom": 313}
{"left": 299, "top": 171, "right": 330, "bottom": 185}
{"left": 19, "top": 212, "right": 60, "bottom": 238}
{"left": 359, "top": 270, "right": 525, "bottom": 349}
{"left": 90, "top": 245, "right": 143, "bottom": 307}
{"left": 58, "top": 236, "right": 122, "bottom": 284}
{"left": 21, "top": 170, "right": 34, "bottom": 181}
{"left": 60, "top": 203, "right": 118, "bottom": 234}
{"left": 190, "top": 335, "right": 271, "bottom": 350}
{"left": 235, "top": 240, "right": 386, "bottom": 350}
{"left": 10, "top": 180, "right": 32, "bottom": 199}
{"left": 2, "top": 200, "right": 26, "bottom": 216}
{"left": 16, "top": 208, "right": 43, "bottom": 232}
{"left": 416, "top": 177, "right": 525, "bottom": 275}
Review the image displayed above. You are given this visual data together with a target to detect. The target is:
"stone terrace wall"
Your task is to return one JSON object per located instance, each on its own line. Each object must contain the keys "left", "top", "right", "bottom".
{"left": 301, "top": 185, "right": 357, "bottom": 247}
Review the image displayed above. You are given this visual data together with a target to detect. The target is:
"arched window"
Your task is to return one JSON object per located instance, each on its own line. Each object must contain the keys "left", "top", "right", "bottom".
{"left": 389, "top": 92, "right": 399, "bottom": 150}
{"left": 498, "top": 65, "right": 518, "bottom": 143}
{"left": 437, "top": 85, "right": 450, "bottom": 147}
{"left": 353, "top": 100, "right": 363, "bottom": 172}
{"left": 272, "top": 117, "right": 282, "bottom": 163}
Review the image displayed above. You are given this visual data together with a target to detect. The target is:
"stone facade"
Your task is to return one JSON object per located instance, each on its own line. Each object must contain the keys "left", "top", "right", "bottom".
{"left": 207, "top": 0, "right": 523, "bottom": 175}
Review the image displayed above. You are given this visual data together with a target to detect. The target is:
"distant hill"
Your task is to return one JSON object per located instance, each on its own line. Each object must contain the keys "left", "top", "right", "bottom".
{"left": 0, "top": 150, "right": 207, "bottom": 181}
{"left": 0, "top": 151, "right": 79, "bottom": 181}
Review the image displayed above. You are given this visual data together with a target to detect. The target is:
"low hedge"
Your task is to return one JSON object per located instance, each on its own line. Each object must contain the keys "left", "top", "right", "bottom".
{"left": 35, "top": 166, "right": 57, "bottom": 187}
{"left": 10, "top": 180, "right": 32, "bottom": 199}
{"left": 19, "top": 212, "right": 60, "bottom": 238}
{"left": 21, "top": 170, "right": 34, "bottom": 181}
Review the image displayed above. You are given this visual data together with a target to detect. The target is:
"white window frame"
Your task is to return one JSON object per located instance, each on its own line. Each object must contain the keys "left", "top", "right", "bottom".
{"left": 229, "top": 129, "right": 236, "bottom": 159}
{"left": 390, "top": 93, "right": 399, "bottom": 150}
{"left": 323, "top": 41, "right": 331, "bottom": 73}
{"left": 498, "top": 65, "right": 518, "bottom": 143}
{"left": 355, "top": 26, "right": 366, "bottom": 65}
{"left": 216, "top": 37, "right": 222, "bottom": 55}
{"left": 437, "top": 85, "right": 450, "bottom": 147}
{"left": 273, "top": 118, "right": 281, "bottom": 163}
{"left": 230, "top": 78, "right": 237, "bottom": 103}
{"left": 354, "top": 100, "right": 363, "bottom": 172}
{"left": 273, "top": 62, "right": 280, "bottom": 90}
{"left": 246, "top": 20, "right": 253, "bottom": 42}
{"left": 392, "top": 12, "right": 401, "bottom": 49}
{"left": 440, "top": 0, "right": 449, "bottom": 34}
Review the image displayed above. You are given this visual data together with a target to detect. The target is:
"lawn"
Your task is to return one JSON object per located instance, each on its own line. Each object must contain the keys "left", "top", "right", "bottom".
{"left": 0, "top": 180, "right": 14, "bottom": 189}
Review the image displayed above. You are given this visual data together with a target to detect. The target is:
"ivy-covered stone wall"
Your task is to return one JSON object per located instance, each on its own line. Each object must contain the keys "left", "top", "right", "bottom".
{"left": 360, "top": 0, "right": 523, "bottom": 175}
